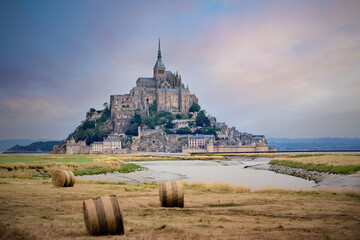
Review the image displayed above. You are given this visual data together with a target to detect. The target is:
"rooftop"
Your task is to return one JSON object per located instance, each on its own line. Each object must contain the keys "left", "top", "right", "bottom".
{"left": 137, "top": 77, "right": 156, "bottom": 82}
{"left": 154, "top": 58, "right": 165, "bottom": 69}
{"left": 189, "top": 134, "right": 215, "bottom": 139}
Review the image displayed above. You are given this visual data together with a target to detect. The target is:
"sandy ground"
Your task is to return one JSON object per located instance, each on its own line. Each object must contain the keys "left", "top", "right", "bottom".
{"left": 1, "top": 178, "right": 359, "bottom": 240}
{"left": 317, "top": 172, "right": 360, "bottom": 189}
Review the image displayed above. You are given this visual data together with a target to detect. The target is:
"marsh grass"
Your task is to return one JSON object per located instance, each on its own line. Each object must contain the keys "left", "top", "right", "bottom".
{"left": 270, "top": 154, "right": 360, "bottom": 174}
{"left": 0, "top": 155, "right": 146, "bottom": 179}
{"left": 255, "top": 187, "right": 360, "bottom": 198}
{"left": 73, "top": 163, "right": 145, "bottom": 176}
{"left": 194, "top": 152, "right": 301, "bottom": 158}
{"left": 185, "top": 181, "right": 250, "bottom": 193}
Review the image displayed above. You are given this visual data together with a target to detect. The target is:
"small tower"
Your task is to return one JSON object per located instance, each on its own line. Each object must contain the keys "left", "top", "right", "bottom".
{"left": 153, "top": 38, "right": 166, "bottom": 81}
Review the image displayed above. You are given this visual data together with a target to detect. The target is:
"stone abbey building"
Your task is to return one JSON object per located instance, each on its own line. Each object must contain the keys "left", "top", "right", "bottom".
{"left": 110, "top": 40, "right": 198, "bottom": 133}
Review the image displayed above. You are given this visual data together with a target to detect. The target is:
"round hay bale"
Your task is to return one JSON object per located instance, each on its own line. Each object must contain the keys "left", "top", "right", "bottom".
{"left": 83, "top": 195, "right": 124, "bottom": 236}
{"left": 51, "top": 170, "right": 75, "bottom": 187}
{"left": 159, "top": 180, "right": 184, "bottom": 208}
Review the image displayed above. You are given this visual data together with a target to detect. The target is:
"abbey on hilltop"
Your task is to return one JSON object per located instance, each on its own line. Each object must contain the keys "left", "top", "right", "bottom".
{"left": 110, "top": 39, "right": 198, "bottom": 133}
{"left": 57, "top": 39, "right": 275, "bottom": 155}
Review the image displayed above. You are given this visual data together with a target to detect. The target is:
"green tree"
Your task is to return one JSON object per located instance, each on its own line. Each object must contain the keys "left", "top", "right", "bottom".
{"left": 74, "top": 129, "right": 86, "bottom": 142}
{"left": 149, "top": 99, "right": 157, "bottom": 116}
{"left": 143, "top": 116, "right": 156, "bottom": 129}
{"left": 125, "top": 123, "right": 139, "bottom": 136}
{"left": 85, "top": 129, "right": 94, "bottom": 145}
{"left": 187, "top": 113, "right": 193, "bottom": 119}
{"left": 81, "top": 120, "right": 95, "bottom": 131}
{"left": 189, "top": 102, "right": 201, "bottom": 112}
{"left": 103, "top": 102, "right": 109, "bottom": 109}
{"left": 130, "top": 113, "right": 142, "bottom": 125}
{"left": 176, "top": 127, "right": 192, "bottom": 134}
{"left": 175, "top": 113, "right": 183, "bottom": 119}
{"left": 90, "top": 108, "right": 96, "bottom": 112}
{"left": 166, "top": 113, "right": 174, "bottom": 121}
{"left": 165, "top": 120, "right": 175, "bottom": 129}
{"left": 195, "top": 110, "right": 210, "bottom": 127}
{"left": 93, "top": 127, "right": 108, "bottom": 142}
{"left": 164, "top": 129, "right": 175, "bottom": 134}
{"left": 156, "top": 118, "right": 166, "bottom": 125}
{"left": 157, "top": 111, "right": 172, "bottom": 119}
{"left": 203, "top": 127, "right": 217, "bottom": 136}
{"left": 194, "top": 128, "right": 203, "bottom": 134}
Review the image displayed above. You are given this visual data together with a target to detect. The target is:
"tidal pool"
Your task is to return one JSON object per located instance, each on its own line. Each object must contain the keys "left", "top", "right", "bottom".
{"left": 79, "top": 158, "right": 316, "bottom": 190}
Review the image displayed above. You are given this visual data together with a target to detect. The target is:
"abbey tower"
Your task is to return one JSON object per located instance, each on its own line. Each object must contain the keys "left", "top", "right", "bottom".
{"left": 110, "top": 40, "right": 198, "bottom": 133}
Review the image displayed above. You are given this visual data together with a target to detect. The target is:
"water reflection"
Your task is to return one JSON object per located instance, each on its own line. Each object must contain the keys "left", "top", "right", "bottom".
{"left": 132, "top": 158, "right": 316, "bottom": 190}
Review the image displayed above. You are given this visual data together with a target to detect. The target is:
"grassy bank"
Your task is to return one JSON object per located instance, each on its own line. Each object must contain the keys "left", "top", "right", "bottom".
{"left": 0, "top": 178, "right": 359, "bottom": 240}
{"left": 194, "top": 152, "right": 287, "bottom": 158}
{"left": 269, "top": 154, "right": 360, "bottom": 174}
{"left": 73, "top": 163, "right": 145, "bottom": 176}
{"left": 0, "top": 154, "right": 227, "bottom": 164}
{"left": 0, "top": 154, "right": 227, "bottom": 179}
{"left": 0, "top": 155, "right": 147, "bottom": 179}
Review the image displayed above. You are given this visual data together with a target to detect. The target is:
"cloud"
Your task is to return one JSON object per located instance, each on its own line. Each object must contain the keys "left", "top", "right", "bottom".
{"left": 167, "top": 0, "right": 360, "bottom": 137}
{"left": 0, "top": 0, "right": 359, "bottom": 139}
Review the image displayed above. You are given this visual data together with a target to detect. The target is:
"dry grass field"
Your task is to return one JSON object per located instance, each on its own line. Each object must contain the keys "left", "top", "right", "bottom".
{"left": 0, "top": 178, "right": 359, "bottom": 240}
{"left": 270, "top": 154, "right": 360, "bottom": 174}
{"left": 273, "top": 154, "right": 360, "bottom": 166}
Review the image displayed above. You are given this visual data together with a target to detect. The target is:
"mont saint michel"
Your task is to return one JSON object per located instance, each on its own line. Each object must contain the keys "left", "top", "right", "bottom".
{"left": 57, "top": 40, "right": 274, "bottom": 155}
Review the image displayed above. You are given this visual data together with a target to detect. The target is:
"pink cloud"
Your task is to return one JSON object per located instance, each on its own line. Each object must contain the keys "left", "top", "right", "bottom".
{"left": 169, "top": 0, "right": 360, "bottom": 137}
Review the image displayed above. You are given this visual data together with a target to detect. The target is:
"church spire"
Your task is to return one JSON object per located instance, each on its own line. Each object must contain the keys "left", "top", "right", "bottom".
{"left": 157, "top": 38, "right": 162, "bottom": 59}
{"left": 154, "top": 38, "right": 165, "bottom": 70}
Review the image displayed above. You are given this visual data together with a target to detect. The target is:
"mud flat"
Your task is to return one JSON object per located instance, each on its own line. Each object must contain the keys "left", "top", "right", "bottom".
{"left": 79, "top": 159, "right": 316, "bottom": 190}
{"left": 77, "top": 169, "right": 185, "bottom": 183}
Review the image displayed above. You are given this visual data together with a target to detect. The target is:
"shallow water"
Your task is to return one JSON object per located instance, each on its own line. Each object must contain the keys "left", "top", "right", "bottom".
{"left": 132, "top": 158, "right": 316, "bottom": 190}
{"left": 79, "top": 158, "right": 316, "bottom": 190}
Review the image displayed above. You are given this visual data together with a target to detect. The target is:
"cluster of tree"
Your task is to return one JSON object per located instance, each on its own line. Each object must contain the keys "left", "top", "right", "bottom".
{"left": 71, "top": 103, "right": 112, "bottom": 145}
{"left": 124, "top": 101, "right": 213, "bottom": 136}
{"left": 195, "top": 110, "right": 210, "bottom": 127}
{"left": 126, "top": 100, "right": 180, "bottom": 135}
{"left": 165, "top": 127, "right": 219, "bottom": 136}
{"left": 189, "top": 102, "right": 201, "bottom": 112}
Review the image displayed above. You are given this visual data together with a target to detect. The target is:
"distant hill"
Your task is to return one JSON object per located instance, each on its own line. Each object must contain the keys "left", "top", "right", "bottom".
{"left": 0, "top": 139, "right": 42, "bottom": 152}
{"left": 267, "top": 138, "right": 360, "bottom": 151}
{"left": 3, "top": 141, "right": 62, "bottom": 153}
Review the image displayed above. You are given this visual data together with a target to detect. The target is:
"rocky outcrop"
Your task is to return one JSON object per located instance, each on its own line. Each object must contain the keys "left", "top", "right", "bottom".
{"left": 135, "top": 129, "right": 188, "bottom": 152}
{"left": 269, "top": 164, "right": 328, "bottom": 182}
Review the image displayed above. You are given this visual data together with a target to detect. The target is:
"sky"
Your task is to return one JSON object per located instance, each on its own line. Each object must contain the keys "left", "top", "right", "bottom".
{"left": 0, "top": 0, "right": 359, "bottom": 140}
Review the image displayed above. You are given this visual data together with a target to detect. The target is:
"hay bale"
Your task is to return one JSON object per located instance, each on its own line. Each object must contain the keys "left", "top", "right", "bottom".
{"left": 51, "top": 170, "right": 75, "bottom": 187}
{"left": 159, "top": 180, "right": 184, "bottom": 208}
{"left": 83, "top": 195, "right": 124, "bottom": 236}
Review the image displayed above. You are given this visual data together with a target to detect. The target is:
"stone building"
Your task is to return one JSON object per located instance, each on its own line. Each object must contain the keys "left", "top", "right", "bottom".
{"left": 188, "top": 134, "right": 215, "bottom": 148}
{"left": 110, "top": 39, "right": 198, "bottom": 133}
{"left": 182, "top": 133, "right": 274, "bottom": 153}
{"left": 66, "top": 137, "right": 90, "bottom": 154}
{"left": 66, "top": 134, "right": 126, "bottom": 154}
{"left": 90, "top": 134, "right": 126, "bottom": 154}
